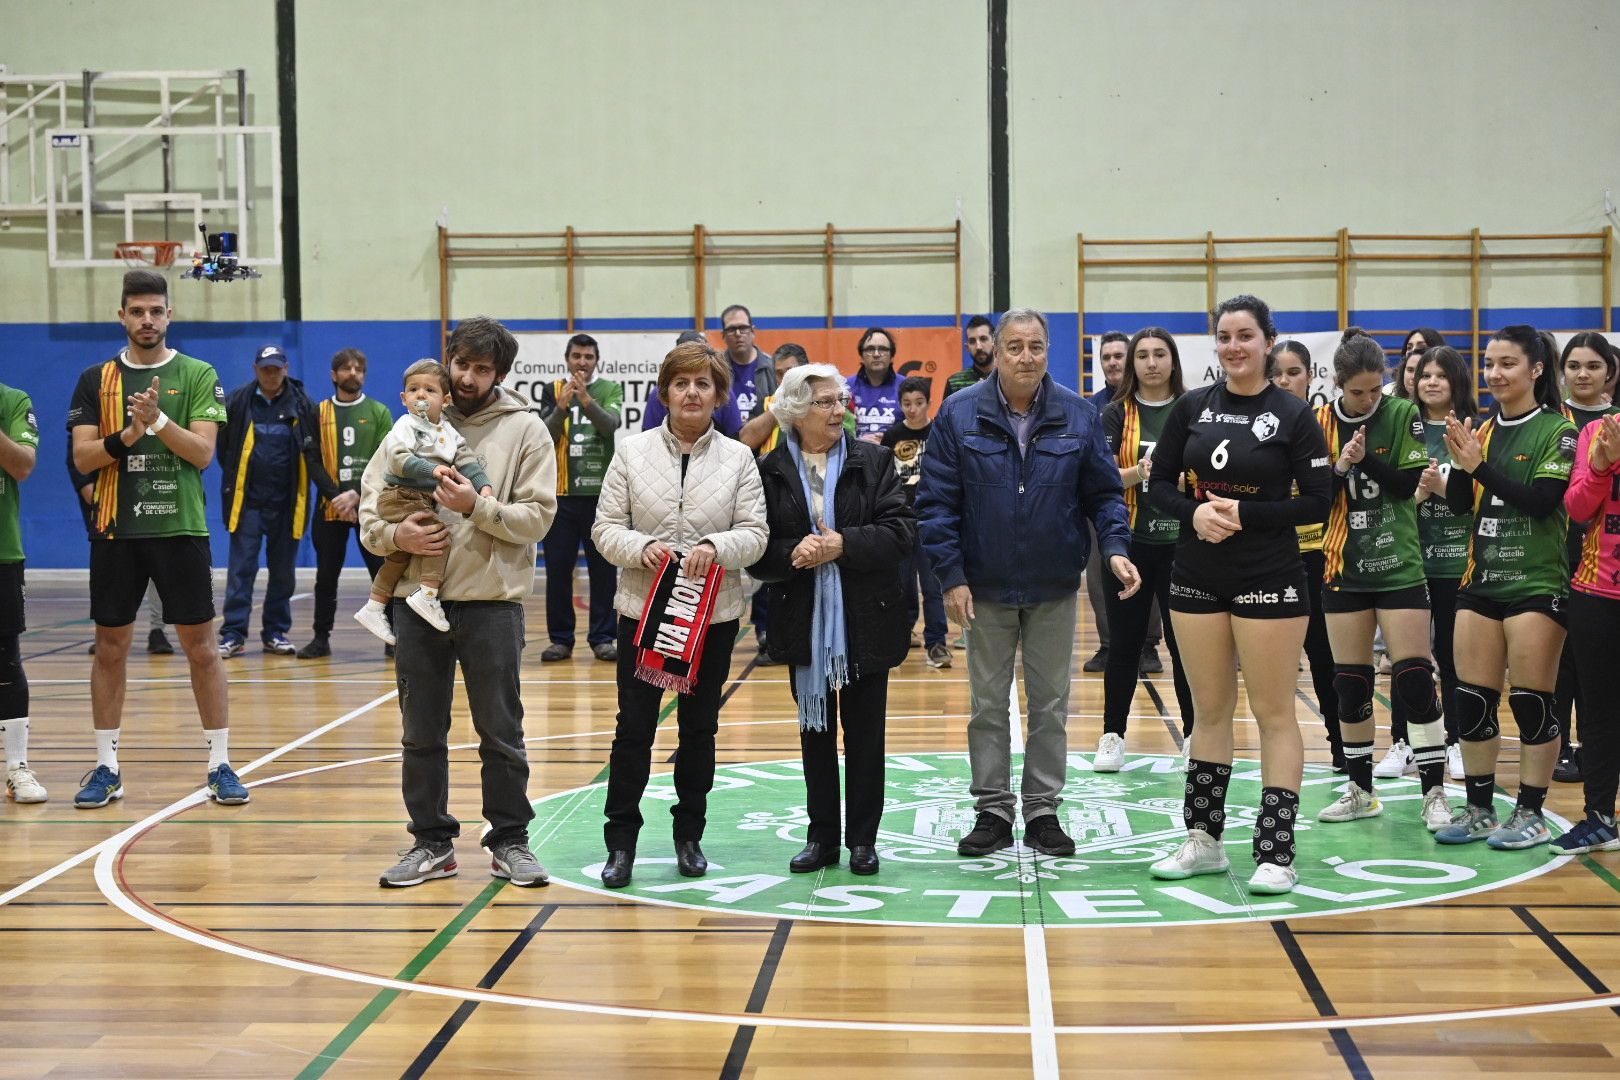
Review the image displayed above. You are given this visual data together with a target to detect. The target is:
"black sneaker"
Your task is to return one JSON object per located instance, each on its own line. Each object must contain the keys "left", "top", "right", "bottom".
{"left": 1082, "top": 647, "right": 1108, "bottom": 673}
{"left": 296, "top": 635, "right": 331, "bottom": 659}
{"left": 1553, "top": 745, "right": 1583, "bottom": 784}
{"left": 1139, "top": 645, "right": 1163, "bottom": 674}
{"left": 956, "top": 810, "right": 1013, "bottom": 856}
{"left": 1024, "top": 814, "right": 1076, "bottom": 856}
{"left": 147, "top": 627, "right": 175, "bottom": 655}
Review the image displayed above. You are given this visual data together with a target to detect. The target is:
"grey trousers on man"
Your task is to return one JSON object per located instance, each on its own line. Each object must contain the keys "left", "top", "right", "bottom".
{"left": 966, "top": 590, "right": 1078, "bottom": 824}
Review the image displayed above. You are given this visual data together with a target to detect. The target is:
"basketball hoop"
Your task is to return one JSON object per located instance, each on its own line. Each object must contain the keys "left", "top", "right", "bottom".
{"left": 115, "top": 240, "right": 183, "bottom": 268}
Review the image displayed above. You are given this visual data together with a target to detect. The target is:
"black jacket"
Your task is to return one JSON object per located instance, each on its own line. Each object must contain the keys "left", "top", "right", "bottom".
{"left": 750, "top": 435, "right": 916, "bottom": 675}
{"left": 218, "top": 375, "right": 339, "bottom": 538}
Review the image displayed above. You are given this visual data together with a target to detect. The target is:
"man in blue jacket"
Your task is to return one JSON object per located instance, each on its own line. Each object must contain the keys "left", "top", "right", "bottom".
{"left": 918, "top": 308, "right": 1139, "bottom": 859}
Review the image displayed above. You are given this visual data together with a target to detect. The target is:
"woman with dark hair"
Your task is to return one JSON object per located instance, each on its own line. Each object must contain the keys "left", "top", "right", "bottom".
{"left": 1094, "top": 327, "right": 1195, "bottom": 770}
{"left": 1270, "top": 339, "right": 1341, "bottom": 770}
{"left": 1310, "top": 330, "right": 1450, "bottom": 832}
{"left": 1432, "top": 325, "right": 1577, "bottom": 849}
{"left": 1412, "top": 346, "right": 1477, "bottom": 780}
{"left": 846, "top": 327, "right": 902, "bottom": 443}
{"left": 1146, "top": 295, "right": 1332, "bottom": 895}
{"left": 1392, "top": 328, "right": 1448, "bottom": 401}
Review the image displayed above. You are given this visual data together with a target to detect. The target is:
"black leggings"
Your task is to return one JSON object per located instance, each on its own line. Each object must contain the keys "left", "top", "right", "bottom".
{"left": 1569, "top": 591, "right": 1620, "bottom": 817}
{"left": 0, "top": 632, "right": 25, "bottom": 719}
{"left": 1300, "top": 550, "right": 1339, "bottom": 747}
{"left": 1388, "top": 576, "right": 1459, "bottom": 744}
{"left": 1103, "top": 541, "right": 1193, "bottom": 737}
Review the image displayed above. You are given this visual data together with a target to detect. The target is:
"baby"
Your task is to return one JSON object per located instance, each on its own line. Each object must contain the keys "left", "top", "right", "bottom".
{"left": 354, "top": 359, "right": 492, "bottom": 641}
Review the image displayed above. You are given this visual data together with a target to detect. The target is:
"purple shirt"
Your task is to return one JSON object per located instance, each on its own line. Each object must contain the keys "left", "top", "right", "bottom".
{"left": 640, "top": 391, "right": 742, "bottom": 436}
{"left": 846, "top": 370, "right": 902, "bottom": 439}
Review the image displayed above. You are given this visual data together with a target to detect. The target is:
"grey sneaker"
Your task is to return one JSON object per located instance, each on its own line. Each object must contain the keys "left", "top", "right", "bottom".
{"left": 379, "top": 841, "right": 457, "bottom": 887}
{"left": 490, "top": 841, "right": 550, "bottom": 887}
{"left": 1487, "top": 806, "right": 1551, "bottom": 850}
{"left": 1434, "top": 805, "right": 1499, "bottom": 845}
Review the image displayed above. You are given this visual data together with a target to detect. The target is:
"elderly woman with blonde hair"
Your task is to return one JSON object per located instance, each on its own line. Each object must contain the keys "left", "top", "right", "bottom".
{"left": 750, "top": 363, "right": 915, "bottom": 875}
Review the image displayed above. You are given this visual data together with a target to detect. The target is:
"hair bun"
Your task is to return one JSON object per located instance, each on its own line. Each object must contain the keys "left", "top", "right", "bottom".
{"left": 1341, "top": 326, "right": 1370, "bottom": 344}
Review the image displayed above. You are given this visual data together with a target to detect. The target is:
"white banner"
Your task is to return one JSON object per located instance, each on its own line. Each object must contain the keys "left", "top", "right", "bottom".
{"left": 510, "top": 332, "right": 672, "bottom": 445}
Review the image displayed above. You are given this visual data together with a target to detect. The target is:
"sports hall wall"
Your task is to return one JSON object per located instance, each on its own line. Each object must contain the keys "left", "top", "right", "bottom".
{"left": 2, "top": 0, "right": 1617, "bottom": 566}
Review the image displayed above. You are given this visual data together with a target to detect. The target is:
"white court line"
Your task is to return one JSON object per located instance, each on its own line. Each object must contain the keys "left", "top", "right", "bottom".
{"left": 0, "top": 690, "right": 398, "bottom": 909}
{"left": 1007, "top": 648, "right": 1060, "bottom": 1078}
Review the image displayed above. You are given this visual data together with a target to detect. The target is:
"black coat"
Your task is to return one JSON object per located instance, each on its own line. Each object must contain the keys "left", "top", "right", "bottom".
{"left": 750, "top": 435, "right": 916, "bottom": 675}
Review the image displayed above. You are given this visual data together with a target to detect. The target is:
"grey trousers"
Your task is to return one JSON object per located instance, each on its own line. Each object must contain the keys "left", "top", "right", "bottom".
{"left": 966, "top": 590, "right": 1078, "bottom": 824}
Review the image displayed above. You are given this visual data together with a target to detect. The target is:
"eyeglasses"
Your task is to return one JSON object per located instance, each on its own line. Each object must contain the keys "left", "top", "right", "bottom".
{"left": 861, "top": 345, "right": 893, "bottom": 356}
{"left": 810, "top": 396, "right": 850, "bottom": 412}
{"left": 722, "top": 324, "right": 754, "bottom": 335}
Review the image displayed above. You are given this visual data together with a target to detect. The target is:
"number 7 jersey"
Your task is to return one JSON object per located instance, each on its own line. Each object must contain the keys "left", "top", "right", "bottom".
{"left": 1317, "top": 394, "right": 1428, "bottom": 591}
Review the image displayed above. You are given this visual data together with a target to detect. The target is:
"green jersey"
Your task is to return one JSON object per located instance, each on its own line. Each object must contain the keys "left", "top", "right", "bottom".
{"left": 1101, "top": 395, "right": 1180, "bottom": 543}
{"left": 555, "top": 378, "right": 622, "bottom": 497}
{"left": 1417, "top": 419, "right": 1471, "bottom": 580}
{"left": 1461, "top": 407, "right": 1578, "bottom": 600}
{"left": 319, "top": 394, "right": 393, "bottom": 518}
{"left": 1318, "top": 394, "right": 1427, "bottom": 591}
{"left": 944, "top": 365, "right": 991, "bottom": 398}
{"left": 67, "top": 350, "right": 227, "bottom": 540}
{"left": 0, "top": 385, "right": 39, "bottom": 562}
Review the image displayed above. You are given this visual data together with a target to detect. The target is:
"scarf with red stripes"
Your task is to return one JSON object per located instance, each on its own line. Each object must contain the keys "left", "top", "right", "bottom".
{"left": 633, "top": 550, "right": 725, "bottom": 694}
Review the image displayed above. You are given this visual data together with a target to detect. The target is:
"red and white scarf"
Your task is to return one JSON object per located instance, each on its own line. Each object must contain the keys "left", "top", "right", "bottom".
{"left": 633, "top": 550, "right": 725, "bottom": 694}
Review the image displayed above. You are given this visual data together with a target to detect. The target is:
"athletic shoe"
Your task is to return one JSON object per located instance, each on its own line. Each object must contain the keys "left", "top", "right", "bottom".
{"left": 217, "top": 637, "right": 245, "bottom": 659}
{"left": 1317, "top": 783, "right": 1383, "bottom": 823}
{"left": 296, "top": 635, "right": 331, "bottom": 659}
{"left": 379, "top": 842, "right": 457, "bottom": 887}
{"left": 263, "top": 634, "right": 297, "bottom": 656}
{"left": 591, "top": 642, "right": 617, "bottom": 663}
{"left": 1179, "top": 740, "right": 1191, "bottom": 773}
{"left": 354, "top": 605, "right": 396, "bottom": 645}
{"left": 1023, "top": 815, "right": 1076, "bottom": 856}
{"left": 953, "top": 632, "right": 968, "bottom": 650}
{"left": 1082, "top": 647, "right": 1109, "bottom": 673}
{"left": 910, "top": 630, "right": 923, "bottom": 648}
{"left": 1248, "top": 863, "right": 1298, "bottom": 895}
{"left": 1093, "top": 732, "right": 1126, "bottom": 773}
{"left": 1421, "top": 787, "right": 1454, "bottom": 832}
{"left": 1139, "top": 645, "right": 1163, "bottom": 674}
{"left": 957, "top": 810, "right": 1013, "bottom": 856}
{"left": 146, "top": 627, "right": 174, "bottom": 655}
{"left": 490, "top": 841, "right": 550, "bottom": 887}
{"left": 6, "top": 765, "right": 47, "bottom": 803}
{"left": 1550, "top": 813, "right": 1620, "bottom": 855}
{"left": 1553, "top": 745, "right": 1582, "bottom": 784}
{"left": 1446, "top": 743, "right": 1464, "bottom": 781}
{"left": 540, "top": 643, "right": 572, "bottom": 662}
{"left": 1434, "top": 805, "right": 1498, "bottom": 844}
{"left": 406, "top": 589, "right": 450, "bottom": 632}
{"left": 1486, "top": 807, "right": 1551, "bottom": 850}
{"left": 1149, "top": 830, "right": 1229, "bottom": 879}
{"left": 384, "top": 642, "right": 395, "bottom": 659}
{"left": 926, "top": 643, "right": 952, "bottom": 669}
{"left": 1375, "top": 651, "right": 1392, "bottom": 675}
{"left": 207, "top": 764, "right": 251, "bottom": 805}
{"left": 1372, "top": 740, "right": 1415, "bottom": 778}
{"left": 74, "top": 765, "right": 123, "bottom": 809}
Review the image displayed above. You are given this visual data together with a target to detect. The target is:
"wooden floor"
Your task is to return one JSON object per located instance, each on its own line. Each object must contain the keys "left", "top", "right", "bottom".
{"left": 3, "top": 571, "right": 1620, "bottom": 1079}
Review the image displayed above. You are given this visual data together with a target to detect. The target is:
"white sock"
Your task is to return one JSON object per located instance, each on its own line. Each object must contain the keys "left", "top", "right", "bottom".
{"left": 0, "top": 717, "right": 27, "bottom": 769}
{"left": 364, "top": 598, "right": 387, "bottom": 613}
{"left": 419, "top": 585, "right": 439, "bottom": 600}
{"left": 205, "top": 728, "right": 230, "bottom": 771}
{"left": 96, "top": 727, "right": 121, "bottom": 772}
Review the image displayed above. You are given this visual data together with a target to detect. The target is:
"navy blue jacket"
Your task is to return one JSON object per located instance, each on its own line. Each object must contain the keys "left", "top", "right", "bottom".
{"left": 917, "top": 373, "right": 1130, "bottom": 605}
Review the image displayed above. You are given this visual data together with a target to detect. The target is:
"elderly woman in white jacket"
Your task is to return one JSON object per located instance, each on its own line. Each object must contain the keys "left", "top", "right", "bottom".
{"left": 590, "top": 340, "right": 769, "bottom": 889}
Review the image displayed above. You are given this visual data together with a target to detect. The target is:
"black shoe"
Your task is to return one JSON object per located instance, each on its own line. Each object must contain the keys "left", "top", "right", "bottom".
{"left": 1554, "top": 745, "right": 1583, "bottom": 783}
{"left": 1082, "top": 647, "right": 1109, "bottom": 673}
{"left": 1138, "top": 645, "right": 1163, "bottom": 674}
{"left": 957, "top": 811, "right": 1013, "bottom": 856}
{"left": 675, "top": 839, "right": 708, "bottom": 877}
{"left": 1331, "top": 752, "right": 1348, "bottom": 775}
{"left": 540, "top": 643, "right": 572, "bottom": 662}
{"left": 147, "top": 628, "right": 175, "bottom": 655}
{"left": 591, "top": 641, "right": 617, "bottom": 663}
{"left": 849, "top": 845, "right": 879, "bottom": 875}
{"left": 87, "top": 642, "right": 97, "bottom": 655}
{"left": 384, "top": 642, "right": 395, "bottom": 660}
{"left": 790, "top": 841, "right": 839, "bottom": 873}
{"left": 1024, "top": 814, "right": 1076, "bottom": 856}
{"left": 601, "top": 850, "right": 633, "bottom": 888}
{"left": 754, "top": 650, "right": 779, "bottom": 667}
{"left": 296, "top": 636, "right": 331, "bottom": 659}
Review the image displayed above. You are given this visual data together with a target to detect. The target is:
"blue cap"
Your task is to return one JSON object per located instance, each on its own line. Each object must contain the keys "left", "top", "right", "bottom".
{"left": 254, "top": 345, "right": 289, "bottom": 368}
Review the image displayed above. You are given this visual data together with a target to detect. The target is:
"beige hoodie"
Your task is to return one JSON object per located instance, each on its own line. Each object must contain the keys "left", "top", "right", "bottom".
{"left": 360, "top": 386, "right": 557, "bottom": 601}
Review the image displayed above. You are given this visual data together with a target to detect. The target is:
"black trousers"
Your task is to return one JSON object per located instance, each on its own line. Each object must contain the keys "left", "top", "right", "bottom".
{"left": 1301, "top": 549, "right": 1340, "bottom": 749}
{"left": 1429, "top": 576, "right": 1461, "bottom": 743}
{"left": 603, "top": 615, "right": 739, "bottom": 850}
{"left": 541, "top": 496, "right": 618, "bottom": 648}
{"left": 311, "top": 517, "right": 384, "bottom": 636}
{"left": 1102, "top": 541, "right": 1193, "bottom": 737}
{"left": 1570, "top": 591, "right": 1620, "bottom": 817}
{"left": 792, "top": 668, "right": 889, "bottom": 847}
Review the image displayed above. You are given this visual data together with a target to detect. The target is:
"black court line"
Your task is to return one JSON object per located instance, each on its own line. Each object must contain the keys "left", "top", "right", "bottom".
{"left": 667, "top": 635, "right": 764, "bottom": 764}
{"left": 1296, "top": 687, "right": 1324, "bottom": 719}
{"left": 718, "top": 918, "right": 794, "bottom": 1080}
{"left": 399, "top": 904, "right": 557, "bottom": 1079}
{"left": 1273, "top": 922, "right": 1374, "bottom": 1080}
{"left": 1514, "top": 906, "right": 1620, "bottom": 1020}
{"left": 1140, "top": 677, "right": 1182, "bottom": 747}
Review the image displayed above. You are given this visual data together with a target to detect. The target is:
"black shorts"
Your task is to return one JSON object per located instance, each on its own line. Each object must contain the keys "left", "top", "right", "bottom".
{"left": 1168, "top": 564, "right": 1311, "bottom": 620}
{"left": 1320, "top": 582, "right": 1430, "bottom": 614}
{"left": 1455, "top": 589, "right": 1567, "bottom": 629}
{"left": 0, "top": 561, "right": 24, "bottom": 635}
{"left": 90, "top": 536, "right": 215, "bottom": 627}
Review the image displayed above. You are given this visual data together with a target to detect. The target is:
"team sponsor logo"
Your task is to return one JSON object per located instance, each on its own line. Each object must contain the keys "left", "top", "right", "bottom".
{"left": 1233, "top": 588, "right": 1281, "bottom": 604}
{"left": 1311, "top": 456, "right": 1330, "bottom": 468}
{"left": 1169, "top": 581, "right": 1215, "bottom": 601}
{"left": 1604, "top": 514, "right": 1620, "bottom": 535}
{"left": 1558, "top": 433, "right": 1578, "bottom": 458}
{"left": 1208, "top": 412, "right": 1250, "bottom": 425}
{"left": 1199, "top": 408, "right": 1215, "bottom": 423}
{"left": 135, "top": 479, "right": 178, "bottom": 496}
{"left": 1282, "top": 585, "right": 1299, "bottom": 603}
{"left": 1478, "top": 517, "right": 1499, "bottom": 537}
{"left": 1251, "top": 412, "right": 1280, "bottom": 442}
{"left": 214, "top": 385, "right": 226, "bottom": 401}
{"left": 1405, "top": 448, "right": 1426, "bottom": 462}
{"left": 528, "top": 754, "right": 1566, "bottom": 928}
{"left": 1349, "top": 511, "right": 1369, "bottom": 531}
{"left": 23, "top": 410, "right": 38, "bottom": 431}
{"left": 130, "top": 500, "right": 176, "bottom": 518}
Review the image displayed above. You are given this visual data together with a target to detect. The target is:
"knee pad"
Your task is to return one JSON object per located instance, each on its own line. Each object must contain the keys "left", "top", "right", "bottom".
{"left": 1332, "top": 664, "right": 1375, "bottom": 725}
{"left": 1454, "top": 681, "right": 1501, "bottom": 742}
{"left": 1509, "top": 687, "right": 1560, "bottom": 746}
{"left": 1390, "top": 657, "right": 1439, "bottom": 716}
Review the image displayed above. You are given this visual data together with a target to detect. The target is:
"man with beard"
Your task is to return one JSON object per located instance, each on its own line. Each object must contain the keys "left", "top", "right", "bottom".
{"left": 945, "top": 315, "right": 995, "bottom": 398}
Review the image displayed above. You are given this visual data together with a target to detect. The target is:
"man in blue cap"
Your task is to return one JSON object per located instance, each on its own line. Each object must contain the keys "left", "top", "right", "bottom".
{"left": 217, "top": 345, "right": 340, "bottom": 657}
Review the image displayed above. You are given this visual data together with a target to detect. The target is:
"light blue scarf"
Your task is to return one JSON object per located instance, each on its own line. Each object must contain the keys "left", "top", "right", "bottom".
{"left": 783, "top": 431, "right": 849, "bottom": 732}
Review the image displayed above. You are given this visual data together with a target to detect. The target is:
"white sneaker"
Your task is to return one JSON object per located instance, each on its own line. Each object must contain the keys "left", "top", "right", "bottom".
{"left": 1375, "top": 651, "right": 1392, "bottom": 675}
{"left": 1447, "top": 743, "right": 1464, "bottom": 781}
{"left": 1317, "top": 783, "right": 1383, "bottom": 823}
{"left": 5, "top": 765, "right": 47, "bottom": 803}
{"left": 406, "top": 588, "right": 450, "bottom": 632}
{"left": 1180, "top": 740, "right": 1191, "bottom": 773}
{"left": 1421, "top": 787, "right": 1453, "bottom": 832}
{"left": 353, "top": 604, "right": 397, "bottom": 645}
{"left": 1372, "top": 740, "right": 1415, "bottom": 779}
{"left": 1094, "top": 733, "right": 1126, "bottom": 772}
{"left": 1149, "top": 829, "right": 1229, "bottom": 879}
{"left": 1248, "top": 863, "right": 1298, "bottom": 895}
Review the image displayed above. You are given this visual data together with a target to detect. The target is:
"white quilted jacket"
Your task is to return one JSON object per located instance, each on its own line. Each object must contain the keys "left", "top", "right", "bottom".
{"left": 591, "top": 423, "right": 768, "bottom": 623}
